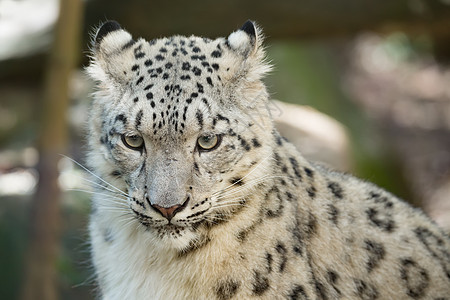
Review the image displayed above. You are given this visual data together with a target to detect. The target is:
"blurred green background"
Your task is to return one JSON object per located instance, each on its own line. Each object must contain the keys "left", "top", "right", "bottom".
{"left": 1, "top": 0, "right": 450, "bottom": 299}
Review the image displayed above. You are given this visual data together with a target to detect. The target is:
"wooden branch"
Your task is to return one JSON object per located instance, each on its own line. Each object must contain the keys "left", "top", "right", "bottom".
{"left": 21, "top": 0, "right": 84, "bottom": 299}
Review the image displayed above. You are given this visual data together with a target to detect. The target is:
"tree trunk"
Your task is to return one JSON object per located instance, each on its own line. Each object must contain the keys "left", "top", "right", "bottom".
{"left": 21, "top": 1, "right": 84, "bottom": 299}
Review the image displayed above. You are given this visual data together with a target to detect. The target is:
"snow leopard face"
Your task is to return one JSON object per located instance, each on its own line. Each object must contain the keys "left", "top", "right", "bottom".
{"left": 87, "top": 20, "right": 273, "bottom": 250}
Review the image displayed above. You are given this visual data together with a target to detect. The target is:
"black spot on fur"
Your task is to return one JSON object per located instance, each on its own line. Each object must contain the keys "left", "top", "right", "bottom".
{"left": 192, "top": 66, "right": 201, "bottom": 76}
{"left": 197, "top": 83, "right": 205, "bottom": 94}
{"left": 135, "top": 76, "right": 144, "bottom": 85}
{"left": 266, "top": 252, "right": 273, "bottom": 273}
{"left": 328, "top": 182, "right": 343, "bottom": 199}
{"left": 366, "top": 208, "right": 396, "bottom": 232}
{"left": 115, "top": 114, "right": 127, "bottom": 124}
{"left": 211, "top": 50, "right": 222, "bottom": 58}
{"left": 212, "top": 63, "right": 219, "bottom": 70}
{"left": 414, "top": 227, "right": 450, "bottom": 280}
{"left": 354, "top": 279, "right": 379, "bottom": 300}
{"left": 288, "top": 285, "right": 309, "bottom": 300}
{"left": 306, "top": 213, "right": 317, "bottom": 237}
{"left": 274, "top": 132, "right": 283, "bottom": 146}
{"left": 191, "top": 54, "right": 206, "bottom": 60}
{"left": 146, "top": 92, "right": 153, "bottom": 100}
{"left": 369, "top": 192, "right": 394, "bottom": 209}
{"left": 304, "top": 167, "right": 314, "bottom": 178}
{"left": 238, "top": 136, "right": 251, "bottom": 151}
{"left": 121, "top": 39, "right": 136, "bottom": 50}
{"left": 252, "top": 138, "right": 261, "bottom": 148}
{"left": 400, "top": 258, "right": 429, "bottom": 299}
{"left": 182, "top": 62, "right": 191, "bottom": 70}
{"left": 111, "top": 170, "right": 121, "bottom": 177}
{"left": 289, "top": 157, "right": 303, "bottom": 181}
{"left": 327, "top": 204, "right": 339, "bottom": 225}
{"left": 178, "top": 235, "right": 211, "bottom": 257}
{"left": 215, "top": 114, "right": 230, "bottom": 124}
{"left": 275, "top": 242, "right": 288, "bottom": 272}
{"left": 195, "top": 110, "right": 203, "bottom": 128}
{"left": 135, "top": 52, "right": 145, "bottom": 59}
{"left": 306, "top": 186, "right": 316, "bottom": 198}
{"left": 265, "top": 186, "right": 284, "bottom": 218}
{"left": 135, "top": 110, "right": 143, "bottom": 128}
{"left": 206, "top": 77, "right": 213, "bottom": 86}
{"left": 236, "top": 218, "right": 262, "bottom": 243}
{"left": 229, "top": 177, "right": 244, "bottom": 186}
{"left": 292, "top": 217, "right": 305, "bottom": 256}
{"left": 144, "top": 59, "right": 153, "bottom": 66}
{"left": 327, "top": 270, "right": 341, "bottom": 296}
{"left": 314, "top": 281, "right": 327, "bottom": 300}
{"left": 252, "top": 271, "right": 269, "bottom": 295}
{"left": 364, "top": 239, "right": 385, "bottom": 272}
{"left": 215, "top": 279, "right": 240, "bottom": 300}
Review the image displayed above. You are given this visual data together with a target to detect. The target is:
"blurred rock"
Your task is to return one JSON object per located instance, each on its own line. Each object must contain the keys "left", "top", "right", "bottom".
{"left": 273, "top": 100, "right": 352, "bottom": 171}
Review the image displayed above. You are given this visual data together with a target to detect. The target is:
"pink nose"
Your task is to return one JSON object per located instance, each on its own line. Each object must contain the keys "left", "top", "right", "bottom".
{"left": 151, "top": 204, "right": 183, "bottom": 221}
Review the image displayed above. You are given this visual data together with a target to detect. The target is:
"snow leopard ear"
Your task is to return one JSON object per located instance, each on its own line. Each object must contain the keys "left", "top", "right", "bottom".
{"left": 227, "top": 20, "right": 260, "bottom": 58}
{"left": 226, "top": 20, "right": 271, "bottom": 87}
{"left": 88, "top": 21, "right": 136, "bottom": 85}
{"left": 95, "top": 21, "right": 123, "bottom": 46}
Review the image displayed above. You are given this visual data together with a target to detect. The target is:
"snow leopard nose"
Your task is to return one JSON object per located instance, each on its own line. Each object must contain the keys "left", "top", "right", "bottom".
{"left": 150, "top": 196, "right": 189, "bottom": 221}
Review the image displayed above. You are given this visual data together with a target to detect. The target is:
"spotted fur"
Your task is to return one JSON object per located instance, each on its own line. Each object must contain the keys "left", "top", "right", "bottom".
{"left": 86, "top": 20, "right": 450, "bottom": 299}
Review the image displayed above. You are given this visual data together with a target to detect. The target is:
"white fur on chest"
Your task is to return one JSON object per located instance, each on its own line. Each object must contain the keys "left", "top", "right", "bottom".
{"left": 90, "top": 208, "right": 214, "bottom": 300}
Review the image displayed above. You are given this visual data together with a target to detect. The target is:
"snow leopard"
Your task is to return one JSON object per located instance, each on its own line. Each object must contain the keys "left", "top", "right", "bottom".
{"left": 85, "top": 20, "right": 450, "bottom": 299}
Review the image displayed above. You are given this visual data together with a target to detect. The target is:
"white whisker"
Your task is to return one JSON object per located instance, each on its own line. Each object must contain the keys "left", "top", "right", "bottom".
{"left": 77, "top": 175, "right": 129, "bottom": 197}
{"left": 61, "top": 155, "right": 129, "bottom": 197}
{"left": 212, "top": 154, "right": 274, "bottom": 195}
{"left": 67, "top": 188, "right": 128, "bottom": 202}
{"left": 215, "top": 175, "right": 287, "bottom": 200}
{"left": 212, "top": 202, "right": 247, "bottom": 210}
{"left": 95, "top": 207, "right": 131, "bottom": 214}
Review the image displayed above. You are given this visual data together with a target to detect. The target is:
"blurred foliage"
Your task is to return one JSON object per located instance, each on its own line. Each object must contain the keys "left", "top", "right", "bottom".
{"left": 0, "top": 193, "right": 92, "bottom": 300}
{"left": 0, "top": 196, "right": 29, "bottom": 300}
{"left": 266, "top": 42, "right": 412, "bottom": 200}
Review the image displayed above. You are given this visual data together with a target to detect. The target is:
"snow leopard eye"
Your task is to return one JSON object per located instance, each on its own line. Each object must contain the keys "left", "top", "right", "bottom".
{"left": 197, "top": 134, "right": 221, "bottom": 151}
{"left": 122, "top": 134, "right": 144, "bottom": 150}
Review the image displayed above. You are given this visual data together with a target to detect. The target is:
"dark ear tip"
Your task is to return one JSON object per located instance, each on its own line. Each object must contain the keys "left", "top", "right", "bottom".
{"left": 95, "top": 20, "right": 122, "bottom": 44}
{"left": 240, "top": 20, "right": 256, "bottom": 37}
